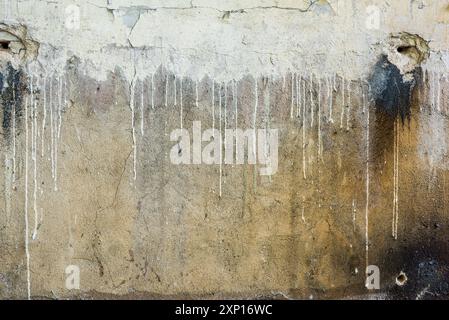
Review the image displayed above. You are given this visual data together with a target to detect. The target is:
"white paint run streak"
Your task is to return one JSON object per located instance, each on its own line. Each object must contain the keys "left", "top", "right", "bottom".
{"left": 24, "top": 96, "right": 31, "bottom": 300}
{"left": 140, "top": 82, "right": 144, "bottom": 135}
{"left": 219, "top": 83, "right": 222, "bottom": 197}
{"left": 290, "top": 73, "right": 294, "bottom": 119}
{"left": 130, "top": 77, "right": 137, "bottom": 181}
{"left": 392, "top": 119, "right": 399, "bottom": 239}
{"left": 302, "top": 80, "right": 307, "bottom": 180}
{"left": 365, "top": 88, "right": 370, "bottom": 269}
{"left": 12, "top": 82, "right": 16, "bottom": 182}
{"left": 352, "top": 199, "right": 356, "bottom": 232}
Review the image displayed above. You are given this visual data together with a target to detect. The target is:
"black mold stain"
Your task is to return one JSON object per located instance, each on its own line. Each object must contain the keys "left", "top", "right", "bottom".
{"left": 369, "top": 55, "right": 418, "bottom": 122}
{"left": 0, "top": 62, "right": 25, "bottom": 142}
{"left": 380, "top": 240, "right": 449, "bottom": 299}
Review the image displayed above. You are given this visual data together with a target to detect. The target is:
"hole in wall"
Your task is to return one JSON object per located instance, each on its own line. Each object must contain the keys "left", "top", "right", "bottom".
{"left": 397, "top": 45, "right": 417, "bottom": 55}
{"left": 396, "top": 271, "right": 408, "bottom": 286}
{"left": 0, "top": 40, "right": 10, "bottom": 50}
{"left": 0, "top": 24, "right": 39, "bottom": 67}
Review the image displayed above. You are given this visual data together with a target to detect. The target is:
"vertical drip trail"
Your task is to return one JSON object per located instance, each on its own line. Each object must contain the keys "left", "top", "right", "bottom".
{"left": 302, "top": 77, "right": 307, "bottom": 180}
{"left": 54, "top": 76, "right": 62, "bottom": 191}
{"left": 174, "top": 75, "right": 177, "bottom": 106}
{"left": 41, "top": 77, "right": 47, "bottom": 158}
{"left": 395, "top": 120, "right": 399, "bottom": 239}
{"left": 195, "top": 80, "right": 199, "bottom": 107}
{"left": 233, "top": 80, "right": 238, "bottom": 129}
{"left": 436, "top": 72, "right": 441, "bottom": 114}
{"left": 233, "top": 80, "right": 238, "bottom": 160}
{"left": 219, "top": 83, "right": 222, "bottom": 198}
{"left": 151, "top": 73, "right": 155, "bottom": 110}
{"left": 346, "top": 80, "right": 351, "bottom": 131}
{"left": 290, "top": 73, "right": 294, "bottom": 119}
{"left": 12, "top": 82, "right": 16, "bottom": 182}
{"left": 140, "top": 82, "right": 144, "bottom": 136}
{"left": 49, "top": 76, "right": 55, "bottom": 182}
{"left": 318, "top": 77, "right": 322, "bottom": 159}
{"left": 180, "top": 77, "right": 183, "bottom": 130}
{"left": 130, "top": 76, "right": 137, "bottom": 181}
{"left": 264, "top": 77, "right": 272, "bottom": 183}
{"left": 32, "top": 96, "right": 38, "bottom": 240}
{"left": 392, "top": 119, "right": 399, "bottom": 239}
{"left": 24, "top": 96, "right": 31, "bottom": 300}
{"left": 352, "top": 199, "right": 357, "bottom": 232}
{"left": 212, "top": 80, "right": 215, "bottom": 135}
{"left": 365, "top": 86, "right": 370, "bottom": 269}
{"left": 309, "top": 74, "right": 314, "bottom": 127}
{"left": 328, "top": 75, "right": 334, "bottom": 123}
{"left": 301, "top": 197, "right": 306, "bottom": 224}
{"left": 296, "top": 74, "right": 301, "bottom": 118}
{"left": 431, "top": 71, "right": 435, "bottom": 112}
{"left": 422, "top": 70, "right": 427, "bottom": 112}
{"left": 340, "top": 76, "right": 345, "bottom": 129}
{"left": 325, "top": 76, "right": 330, "bottom": 124}
{"left": 224, "top": 82, "right": 227, "bottom": 148}
{"left": 253, "top": 77, "right": 258, "bottom": 189}
{"left": 165, "top": 74, "right": 168, "bottom": 107}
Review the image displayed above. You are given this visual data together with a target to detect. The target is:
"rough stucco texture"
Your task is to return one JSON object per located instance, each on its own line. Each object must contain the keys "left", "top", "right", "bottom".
{"left": 1, "top": 0, "right": 449, "bottom": 299}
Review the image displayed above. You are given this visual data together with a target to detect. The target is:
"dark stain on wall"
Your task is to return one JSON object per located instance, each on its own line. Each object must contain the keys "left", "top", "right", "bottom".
{"left": 369, "top": 55, "right": 418, "bottom": 123}
{"left": 0, "top": 63, "right": 24, "bottom": 142}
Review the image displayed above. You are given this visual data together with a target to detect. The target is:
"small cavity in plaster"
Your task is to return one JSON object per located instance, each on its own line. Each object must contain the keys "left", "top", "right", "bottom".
{"left": 395, "top": 271, "right": 408, "bottom": 286}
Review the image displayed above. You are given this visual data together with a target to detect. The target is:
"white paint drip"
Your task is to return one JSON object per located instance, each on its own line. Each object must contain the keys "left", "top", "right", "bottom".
{"left": 309, "top": 74, "right": 314, "bottom": 128}
{"left": 365, "top": 87, "right": 370, "bottom": 268}
{"left": 290, "top": 73, "right": 294, "bottom": 119}
{"left": 302, "top": 75, "right": 306, "bottom": 122}
{"left": 436, "top": 72, "right": 441, "bottom": 113}
{"left": 318, "top": 77, "right": 322, "bottom": 159}
{"left": 431, "top": 71, "right": 435, "bottom": 112}
{"left": 130, "top": 76, "right": 137, "bottom": 180}
{"left": 329, "top": 74, "right": 336, "bottom": 123}
{"left": 151, "top": 72, "right": 155, "bottom": 110}
{"left": 253, "top": 78, "right": 258, "bottom": 161}
{"left": 32, "top": 98, "right": 38, "bottom": 240}
{"left": 340, "top": 76, "right": 345, "bottom": 129}
{"left": 362, "top": 90, "right": 366, "bottom": 114}
{"left": 346, "top": 80, "right": 351, "bottom": 131}
{"left": 302, "top": 197, "right": 306, "bottom": 223}
{"left": 224, "top": 82, "right": 227, "bottom": 147}
{"left": 212, "top": 80, "right": 215, "bottom": 134}
{"left": 296, "top": 74, "right": 301, "bottom": 118}
{"left": 352, "top": 199, "right": 356, "bottom": 232}
{"left": 41, "top": 77, "right": 47, "bottom": 158}
{"left": 233, "top": 80, "right": 238, "bottom": 129}
{"left": 219, "top": 83, "right": 222, "bottom": 197}
{"left": 24, "top": 96, "right": 31, "bottom": 300}
{"left": 302, "top": 80, "right": 307, "bottom": 180}
{"left": 234, "top": 80, "right": 238, "bottom": 160}
{"left": 49, "top": 76, "right": 54, "bottom": 181}
{"left": 12, "top": 82, "right": 16, "bottom": 182}
{"left": 140, "top": 82, "right": 144, "bottom": 135}
{"left": 195, "top": 80, "right": 199, "bottom": 107}
{"left": 54, "top": 76, "right": 62, "bottom": 191}
{"left": 180, "top": 77, "right": 183, "bottom": 130}
{"left": 57, "top": 76, "right": 63, "bottom": 140}
{"left": 174, "top": 75, "right": 177, "bottom": 106}
{"left": 165, "top": 74, "right": 168, "bottom": 107}
{"left": 423, "top": 70, "right": 427, "bottom": 110}
{"left": 392, "top": 119, "right": 399, "bottom": 239}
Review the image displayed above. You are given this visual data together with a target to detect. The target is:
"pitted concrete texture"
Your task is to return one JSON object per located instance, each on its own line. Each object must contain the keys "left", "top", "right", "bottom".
{"left": 0, "top": 0, "right": 449, "bottom": 300}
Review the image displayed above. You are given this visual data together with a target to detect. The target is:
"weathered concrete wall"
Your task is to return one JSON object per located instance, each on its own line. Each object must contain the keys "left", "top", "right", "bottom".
{"left": 0, "top": 0, "right": 449, "bottom": 299}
